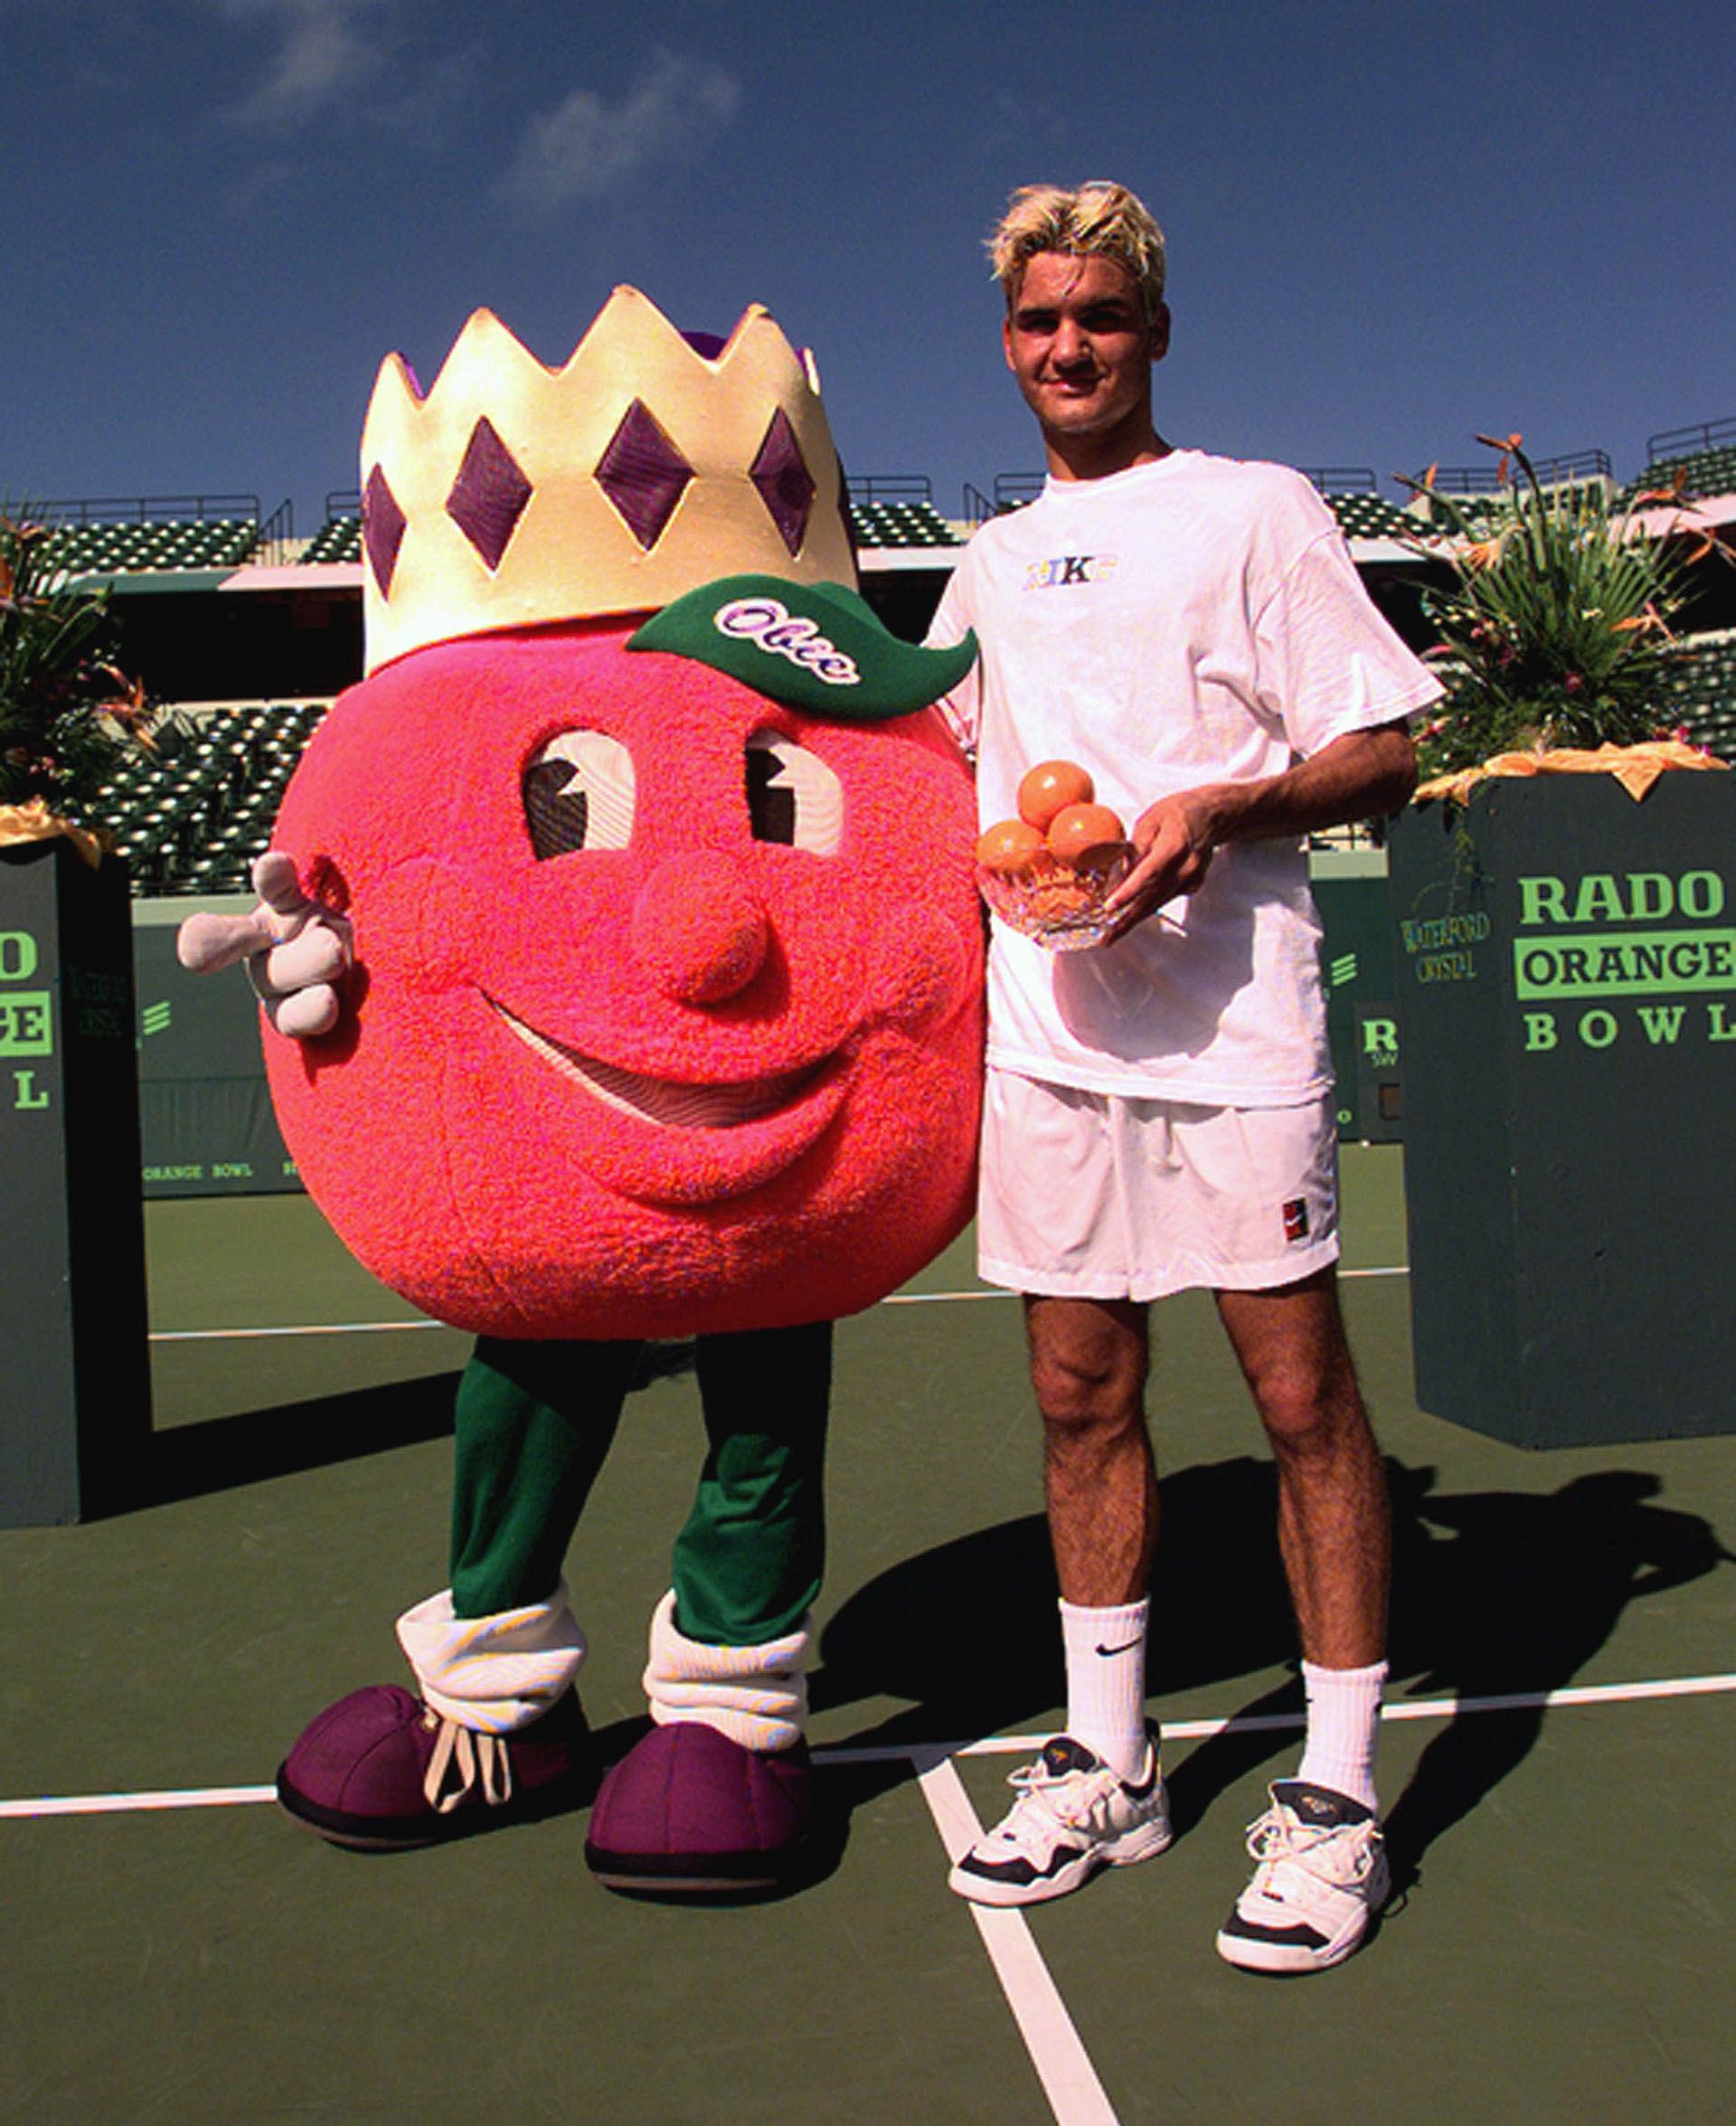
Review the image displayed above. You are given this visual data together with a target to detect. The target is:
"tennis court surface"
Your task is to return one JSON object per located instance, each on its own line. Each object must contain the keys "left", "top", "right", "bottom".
{"left": 5, "top": 1148, "right": 1732, "bottom": 2123}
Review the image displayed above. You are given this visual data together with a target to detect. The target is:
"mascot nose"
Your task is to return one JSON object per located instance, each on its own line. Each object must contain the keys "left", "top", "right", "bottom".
{"left": 632, "top": 851, "right": 770, "bottom": 1006}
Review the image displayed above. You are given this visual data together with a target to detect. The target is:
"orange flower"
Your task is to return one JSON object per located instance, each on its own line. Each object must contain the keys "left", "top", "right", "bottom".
{"left": 99, "top": 670, "right": 156, "bottom": 739}
{"left": 1611, "top": 601, "right": 1675, "bottom": 642}
{"left": 1679, "top": 524, "right": 1733, "bottom": 567}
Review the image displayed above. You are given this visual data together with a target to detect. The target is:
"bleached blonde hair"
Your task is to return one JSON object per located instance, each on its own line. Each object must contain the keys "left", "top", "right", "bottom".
{"left": 988, "top": 182, "right": 1167, "bottom": 320}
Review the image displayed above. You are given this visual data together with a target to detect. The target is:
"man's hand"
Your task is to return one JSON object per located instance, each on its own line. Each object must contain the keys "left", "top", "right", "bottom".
{"left": 1099, "top": 723, "right": 1417, "bottom": 942}
{"left": 1102, "top": 789, "right": 1219, "bottom": 940}
{"left": 175, "top": 851, "right": 353, "bottom": 1040}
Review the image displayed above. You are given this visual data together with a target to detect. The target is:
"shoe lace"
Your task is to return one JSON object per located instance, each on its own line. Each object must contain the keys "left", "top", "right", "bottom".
{"left": 420, "top": 1706, "right": 514, "bottom": 1815}
{"left": 1244, "top": 1802, "right": 1379, "bottom": 1889}
{"left": 1001, "top": 1756, "right": 1118, "bottom": 1839}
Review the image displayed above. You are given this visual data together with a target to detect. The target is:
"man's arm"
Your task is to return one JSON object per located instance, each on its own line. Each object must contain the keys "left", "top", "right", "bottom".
{"left": 1102, "top": 719, "right": 1416, "bottom": 937}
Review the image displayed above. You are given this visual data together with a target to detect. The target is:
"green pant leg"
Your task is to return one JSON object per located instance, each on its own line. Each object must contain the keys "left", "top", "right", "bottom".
{"left": 448, "top": 1336, "right": 640, "bottom": 1620}
{"left": 671, "top": 1319, "right": 833, "bottom": 1648}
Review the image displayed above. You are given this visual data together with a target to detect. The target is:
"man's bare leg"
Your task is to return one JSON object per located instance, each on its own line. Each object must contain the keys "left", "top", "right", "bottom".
{"left": 1211, "top": 1265, "right": 1392, "bottom": 1974}
{"left": 1024, "top": 1294, "right": 1156, "bottom": 1606}
{"left": 1014, "top": 1293, "right": 1161, "bottom": 1784}
{"left": 946, "top": 1290, "right": 1171, "bottom": 1906}
{"left": 1214, "top": 1267, "right": 1388, "bottom": 1667}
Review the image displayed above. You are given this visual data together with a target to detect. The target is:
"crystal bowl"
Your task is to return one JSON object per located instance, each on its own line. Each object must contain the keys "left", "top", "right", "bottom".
{"left": 976, "top": 845, "right": 1135, "bottom": 951}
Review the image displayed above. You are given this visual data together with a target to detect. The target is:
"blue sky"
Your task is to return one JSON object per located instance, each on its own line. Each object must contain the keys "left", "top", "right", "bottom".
{"left": 4, "top": 0, "right": 1731, "bottom": 531}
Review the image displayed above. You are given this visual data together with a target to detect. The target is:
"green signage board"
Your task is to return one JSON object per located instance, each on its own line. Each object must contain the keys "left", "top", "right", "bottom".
{"left": 1390, "top": 771, "right": 1736, "bottom": 1447}
{"left": 1314, "top": 868, "right": 1402, "bottom": 1142}
{"left": 0, "top": 841, "right": 152, "bottom": 1524}
{"left": 131, "top": 916, "right": 297, "bottom": 1195}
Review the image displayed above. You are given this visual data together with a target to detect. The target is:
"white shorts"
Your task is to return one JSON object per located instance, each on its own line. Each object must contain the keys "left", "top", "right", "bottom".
{"left": 977, "top": 1067, "right": 1341, "bottom": 1301}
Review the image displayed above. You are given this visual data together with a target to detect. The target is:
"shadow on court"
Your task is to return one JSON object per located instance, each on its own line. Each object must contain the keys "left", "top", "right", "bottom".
{"left": 1380, "top": 1462, "right": 1735, "bottom": 1894}
{"left": 138, "top": 1369, "right": 464, "bottom": 1505}
{"left": 118, "top": 1357, "right": 1735, "bottom": 1909}
{"left": 809, "top": 1454, "right": 1733, "bottom": 1887}
{"left": 135, "top": 1338, "right": 703, "bottom": 1508}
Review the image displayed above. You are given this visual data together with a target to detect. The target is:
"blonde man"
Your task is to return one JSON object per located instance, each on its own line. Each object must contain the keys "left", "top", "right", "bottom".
{"left": 929, "top": 180, "right": 1440, "bottom": 1973}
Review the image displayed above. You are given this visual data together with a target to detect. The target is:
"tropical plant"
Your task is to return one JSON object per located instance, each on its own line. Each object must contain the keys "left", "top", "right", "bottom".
{"left": 0, "top": 509, "right": 156, "bottom": 821}
{"left": 1401, "top": 435, "right": 1716, "bottom": 781}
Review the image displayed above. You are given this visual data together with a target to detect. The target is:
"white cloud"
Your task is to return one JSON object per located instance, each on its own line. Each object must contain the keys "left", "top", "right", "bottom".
{"left": 210, "top": 0, "right": 393, "bottom": 129}
{"left": 500, "top": 48, "right": 741, "bottom": 211}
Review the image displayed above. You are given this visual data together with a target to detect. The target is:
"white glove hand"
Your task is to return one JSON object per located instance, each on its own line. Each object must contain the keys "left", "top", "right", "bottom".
{"left": 175, "top": 850, "right": 354, "bottom": 1040}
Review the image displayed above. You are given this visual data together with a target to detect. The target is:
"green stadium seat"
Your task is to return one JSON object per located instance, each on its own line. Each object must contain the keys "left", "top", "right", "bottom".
{"left": 107, "top": 700, "right": 334, "bottom": 894}
{"left": 303, "top": 516, "right": 363, "bottom": 563}
{"left": 1627, "top": 445, "right": 1736, "bottom": 503}
{"left": 848, "top": 499, "right": 961, "bottom": 549}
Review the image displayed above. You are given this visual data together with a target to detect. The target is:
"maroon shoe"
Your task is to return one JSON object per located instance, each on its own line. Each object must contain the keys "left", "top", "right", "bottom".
{"left": 584, "top": 1722, "right": 812, "bottom": 1894}
{"left": 277, "top": 1685, "right": 592, "bottom": 1849}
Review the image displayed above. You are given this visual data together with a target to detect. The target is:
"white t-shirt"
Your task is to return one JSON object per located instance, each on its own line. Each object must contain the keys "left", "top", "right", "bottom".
{"left": 927, "top": 449, "right": 1442, "bottom": 1105}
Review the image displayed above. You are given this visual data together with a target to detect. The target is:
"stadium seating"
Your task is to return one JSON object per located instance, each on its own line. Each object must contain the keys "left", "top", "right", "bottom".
{"left": 302, "top": 515, "right": 363, "bottom": 562}
{"left": 96, "top": 703, "right": 328, "bottom": 895}
{"left": 1324, "top": 492, "right": 1416, "bottom": 541}
{"left": 848, "top": 499, "right": 961, "bottom": 548}
{"left": 1656, "top": 631, "right": 1736, "bottom": 761}
{"left": 1626, "top": 446, "right": 1736, "bottom": 503}
{"left": 45, "top": 517, "right": 259, "bottom": 575}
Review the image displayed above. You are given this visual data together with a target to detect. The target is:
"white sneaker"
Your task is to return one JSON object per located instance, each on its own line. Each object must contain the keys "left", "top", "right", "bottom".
{"left": 948, "top": 1731, "right": 1172, "bottom": 1907}
{"left": 1216, "top": 1781, "right": 1390, "bottom": 1974}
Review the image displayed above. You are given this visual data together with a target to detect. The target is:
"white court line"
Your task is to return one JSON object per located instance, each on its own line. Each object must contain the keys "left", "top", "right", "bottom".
{"left": 15, "top": 1671, "right": 1728, "bottom": 1818}
{"left": 5, "top": 1670, "right": 1731, "bottom": 2126}
{"left": 149, "top": 1266, "right": 1411, "bottom": 1342}
{"left": 802, "top": 1265, "right": 1413, "bottom": 1308}
{"left": 0, "top": 1784, "right": 276, "bottom": 1820}
{"left": 881, "top": 1289, "right": 1010, "bottom": 1305}
{"left": 820, "top": 1671, "right": 1736, "bottom": 1764}
{"left": 905, "top": 1670, "right": 1735, "bottom": 2126}
{"left": 150, "top": 1319, "right": 448, "bottom": 1343}
{"left": 916, "top": 1755, "right": 1120, "bottom": 2126}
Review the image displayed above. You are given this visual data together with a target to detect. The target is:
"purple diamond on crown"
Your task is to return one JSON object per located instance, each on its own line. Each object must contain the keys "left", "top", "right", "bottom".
{"left": 362, "top": 465, "right": 407, "bottom": 596}
{"left": 595, "top": 401, "right": 693, "bottom": 550}
{"left": 750, "top": 411, "right": 815, "bottom": 557}
{"left": 447, "top": 417, "right": 533, "bottom": 571}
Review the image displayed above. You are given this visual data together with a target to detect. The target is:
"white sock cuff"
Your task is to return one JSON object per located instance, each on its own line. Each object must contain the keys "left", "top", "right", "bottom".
{"left": 1059, "top": 1596, "right": 1150, "bottom": 1638}
{"left": 642, "top": 1590, "right": 810, "bottom": 1753}
{"left": 1300, "top": 1658, "right": 1388, "bottom": 1694}
{"left": 396, "top": 1582, "right": 588, "bottom": 1735}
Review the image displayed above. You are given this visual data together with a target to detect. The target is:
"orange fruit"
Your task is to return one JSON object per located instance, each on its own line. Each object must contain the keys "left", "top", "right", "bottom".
{"left": 1017, "top": 759, "right": 1094, "bottom": 831}
{"left": 976, "top": 817, "right": 1049, "bottom": 874}
{"left": 1046, "top": 801, "right": 1127, "bottom": 866}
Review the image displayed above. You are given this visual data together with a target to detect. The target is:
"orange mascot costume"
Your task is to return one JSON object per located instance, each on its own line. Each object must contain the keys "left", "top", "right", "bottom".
{"left": 180, "top": 292, "right": 982, "bottom": 1890}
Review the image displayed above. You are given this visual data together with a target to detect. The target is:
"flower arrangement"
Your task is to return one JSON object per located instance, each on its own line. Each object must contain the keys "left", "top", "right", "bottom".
{"left": 1402, "top": 434, "right": 1726, "bottom": 786}
{"left": 0, "top": 510, "right": 156, "bottom": 831}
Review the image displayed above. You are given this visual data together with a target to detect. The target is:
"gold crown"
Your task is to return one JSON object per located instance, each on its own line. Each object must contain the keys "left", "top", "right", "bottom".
{"left": 358, "top": 288, "right": 857, "bottom": 675}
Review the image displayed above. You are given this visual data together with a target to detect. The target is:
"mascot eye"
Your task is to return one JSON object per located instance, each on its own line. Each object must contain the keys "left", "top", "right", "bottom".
{"left": 745, "top": 731, "right": 843, "bottom": 855}
{"left": 524, "top": 731, "right": 637, "bottom": 858}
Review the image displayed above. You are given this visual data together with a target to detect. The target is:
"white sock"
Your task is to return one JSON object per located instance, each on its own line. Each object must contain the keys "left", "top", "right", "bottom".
{"left": 1295, "top": 1658, "right": 1386, "bottom": 1813}
{"left": 395, "top": 1582, "right": 588, "bottom": 1735}
{"left": 1059, "top": 1597, "right": 1150, "bottom": 1781}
